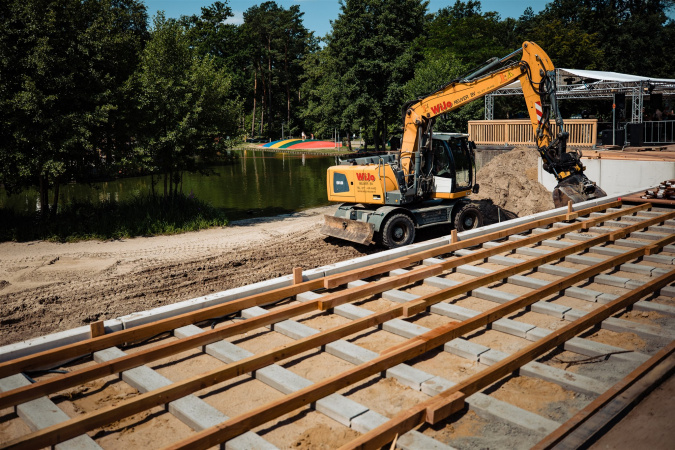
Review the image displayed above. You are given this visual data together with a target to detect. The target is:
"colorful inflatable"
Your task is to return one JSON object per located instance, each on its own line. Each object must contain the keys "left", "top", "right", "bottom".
{"left": 261, "top": 139, "right": 340, "bottom": 149}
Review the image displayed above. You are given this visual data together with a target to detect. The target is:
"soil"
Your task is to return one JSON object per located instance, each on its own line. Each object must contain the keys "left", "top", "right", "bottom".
{"left": 474, "top": 147, "right": 555, "bottom": 217}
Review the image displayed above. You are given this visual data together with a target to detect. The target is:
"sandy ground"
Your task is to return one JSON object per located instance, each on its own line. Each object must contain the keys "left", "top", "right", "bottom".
{"left": 0, "top": 205, "right": 383, "bottom": 346}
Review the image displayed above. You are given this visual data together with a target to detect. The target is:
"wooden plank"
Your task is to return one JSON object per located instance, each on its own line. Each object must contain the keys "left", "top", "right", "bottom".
{"left": 339, "top": 269, "right": 675, "bottom": 450}
{"left": 322, "top": 200, "right": 624, "bottom": 289}
{"left": 533, "top": 340, "right": 675, "bottom": 450}
{"left": 89, "top": 321, "right": 104, "bottom": 339}
{"left": 0, "top": 277, "right": 324, "bottom": 378}
{"left": 293, "top": 267, "right": 303, "bottom": 285}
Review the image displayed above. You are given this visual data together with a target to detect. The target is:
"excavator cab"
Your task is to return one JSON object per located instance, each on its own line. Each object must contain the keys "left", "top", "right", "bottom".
{"left": 423, "top": 133, "right": 476, "bottom": 199}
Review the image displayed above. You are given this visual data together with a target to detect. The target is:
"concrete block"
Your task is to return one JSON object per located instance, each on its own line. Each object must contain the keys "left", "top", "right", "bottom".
{"left": 457, "top": 265, "right": 493, "bottom": 276}
{"left": 425, "top": 276, "right": 461, "bottom": 289}
{"left": 509, "top": 234, "right": 530, "bottom": 240}
{"left": 516, "top": 247, "right": 551, "bottom": 257}
{"left": 538, "top": 264, "right": 577, "bottom": 277}
{"left": 169, "top": 396, "right": 229, "bottom": 431}
{"left": 566, "top": 232, "right": 596, "bottom": 241}
{"left": 273, "top": 319, "right": 319, "bottom": 340}
{"left": 589, "top": 246, "right": 629, "bottom": 257}
{"left": 619, "top": 263, "right": 655, "bottom": 276}
{"left": 256, "top": 364, "right": 313, "bottom": 394}
{"left": 454, "top": 249, "right": 475, "bottom": 257}
{"left": 630, "top": 231, "right": 668, "bottom": 241}
{"left": 482, "top": 241, "right": 503, "bottom": 249}
{"left": 315, "top": 393, "right": 368, "bottom": 427}
{"left": 636, "top": 211, "right": 663, "bottom": 218}
{"left": 634, "top": 300, "right": 675, "bottom": 317}
{"left": 659, "top": 285, "right": 675, "bottom": 297}
{"left": 467, "top": 392, "right": 560, "bottom": 435}
{"left": 296, "top": 291, "right": 323, "bottom": 302}
{"left": 325, "top": 340, "right": 377, "bottom": 365}
{"left": 382, "top": 289, "right": 419, "bottom": 303}
{"left": 588, "top": 227, "right": 613, "bottom": 234}
{"left": 472, "top": 287, "right": 517, "bottom": 304}
{"left": 421, "top": 376, "right": 457, "bottom": 397}
{"left": 491, "top": 319, "right": 535, "bottom": 338}
{"left": 0, "top": 325, "right": 92, "bottom": 364}
{"left": 350, "top": 410, "right": 388, "bottom": 433}
{"left": 0, "top": 374, "right": 103, "bottom": 450}
{"left": 521, "top": 362, "right": 608, "bottom": 396}
{"left": 649, "top": 225, "right": 675, "bottom": 234}
{"left": 488, "top": 255, "right": 526, "bottom": 266}
{"left": 382, "top": 319, "right": 430, "bottom": 339}
{"left": 479, "top": 349, "right": 509, "bottom": 365}
{"left": 565, "top": 337, "right": 650, "bottom": 365}
{"left": 594, "top": 274, "right": 628, "bottom": 288}
{"left": 563, "top": 308, "right": 588, "bottom": 321}
{"left": 526, "top": 327, "right": 553, "bottom": 341}
{"left": 241, "top": 306, "right": 268, "bottom": 319}
{"left": 531, "top": 301, "right": 571, "bottom": 318}
{"left": 613, "top": 239, "right": 650, "bottom": 248}
{"left": 644, "top": 254, "right": 675, "bottom": 265}
{"left": 422, "top": 257, "right": 445, "bottom": 266}
{"left": 431, "top": 303, "right": 478, "bottom": 321}
{"left": 597, "top": 293, "right": 620, "bottom": 304}
{"left": 603, "top": 317, "right": 675, "bottom": 340}
{"left": 445, "top": 338, "right": 490, "bottom": 361}
{"left": 94, "top": 347, "right": 172, "bottom": 392}
{"left": 626, "top": 279, "right": 647, "bottom": 290}
{"left": 397, "top": 431, "right": 456, "bottom": 450}
{"left": 652, "top": 267, "right": 672, "bottom": 278}
{"left": 508, "top": 275, "right": 548, "bottom": 289}
{"left": 565, "top": 254, "right": 603, "bottom": 266}
{"left": 207, "top": 340, "right": 253, "bottom": 363}
{"left": 347, "top": 279, "right": 368, "bottom": 289}
{"left": 540, "top": 239, "right": 575, "bottom": 248}
{"left": 564, "top": 287, "right": 601, "bottom": 302}
{"left": 390, "top": 268, "right": 410, "bottom": 277}
{"left": 604, "top": 220, "right": 631, "bottom": 228}
{"left": 532, "top": 227, "right": 551, "bottom": 234}
{"left": 386, "top": 363, "right": 435, "bottom": 390}
{"left": 226, "top": 434, "right": 278, "bottom": 450}
{"left": 664, "top": 244, "right": 675, "bottom": 253}
{"left": 333, "top": 303, "right": 372, "bottom": 320}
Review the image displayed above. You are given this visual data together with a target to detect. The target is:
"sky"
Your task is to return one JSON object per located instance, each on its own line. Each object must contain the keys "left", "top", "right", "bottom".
{"left": 143, "top": 0, "right": 549, "bottom": 37}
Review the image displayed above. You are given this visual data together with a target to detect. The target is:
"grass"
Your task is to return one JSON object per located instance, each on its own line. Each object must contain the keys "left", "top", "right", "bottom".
{"left": 0, "top": 194, "right": 229, "bottom": 243}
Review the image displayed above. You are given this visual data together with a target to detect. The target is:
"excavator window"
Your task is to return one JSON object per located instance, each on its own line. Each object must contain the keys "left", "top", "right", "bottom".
{"left": 431, "top": 139, "right": 452, "bottom": 178}
{"left": 447, "top": 138, "right": 473, "bottom": 191}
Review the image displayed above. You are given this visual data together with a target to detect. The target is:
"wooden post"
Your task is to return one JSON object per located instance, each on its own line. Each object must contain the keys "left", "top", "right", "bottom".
{"left": 451, "top": 229, "right": 458, "bottom": 243}
{"left": 566, "top": 200, "right": 578, "bottom": 221}
{"left": 90, "top": 321, "right": 105, "bottom": 339}
{"left": 293, "top": 267, "right": 303, "bottom": 285}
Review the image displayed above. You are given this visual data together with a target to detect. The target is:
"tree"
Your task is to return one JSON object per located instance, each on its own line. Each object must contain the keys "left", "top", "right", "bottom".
{"left": 128, "top": 13, "right": 240, "bottom": 197}
{"left": 304, "top": 0, "right": 427, "bottom": 151}
{"left": 0, "top": 0, "right": 148, "bottom": 215}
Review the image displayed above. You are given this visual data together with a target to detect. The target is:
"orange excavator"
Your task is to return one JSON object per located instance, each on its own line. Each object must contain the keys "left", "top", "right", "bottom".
{"left": 321, "top": 42, "right": 606, "bottom": 248}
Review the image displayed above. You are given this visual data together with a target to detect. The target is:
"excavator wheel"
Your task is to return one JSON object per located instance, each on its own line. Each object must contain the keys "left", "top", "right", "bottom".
{"left": 453, "top": 203, "right": 484, "bottom": 232}
{"left": 379, "top": 214, "right": 415, "bottom": 249}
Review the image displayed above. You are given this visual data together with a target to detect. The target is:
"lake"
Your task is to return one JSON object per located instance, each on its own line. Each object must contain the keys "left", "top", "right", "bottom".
{"left": 0, "top": 150, "right": 337, "bottom": 221}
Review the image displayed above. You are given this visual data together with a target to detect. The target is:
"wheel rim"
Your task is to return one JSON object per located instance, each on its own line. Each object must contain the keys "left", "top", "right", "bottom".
{"left": 390, "top": 220, "right": 409, "bottom": 244}
{"left": 462, "top": 211, "right": 479, "bottom": 230}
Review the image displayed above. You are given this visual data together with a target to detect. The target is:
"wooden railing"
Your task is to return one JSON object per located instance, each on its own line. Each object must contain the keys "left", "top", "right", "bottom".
{"left": 468, "top": 119, "right": 598, "bottom": 147}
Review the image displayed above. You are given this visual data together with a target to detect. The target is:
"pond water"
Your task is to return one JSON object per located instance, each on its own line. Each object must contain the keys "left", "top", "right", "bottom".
{"left": 0, "top": 150, "right": 337, "bottom": 221}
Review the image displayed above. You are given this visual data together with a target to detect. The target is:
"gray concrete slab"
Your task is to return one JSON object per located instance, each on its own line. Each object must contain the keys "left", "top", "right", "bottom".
{"left": 382, "top": 289, "right": 419, "bottom": 303}
{"left": 488, "top": 255, "right": 526, "bottom": 266}
{"left": 491, "top": 319, "right": 535, "bottom": 338}
{"left": 456, "top": 265, "right": 493, "bottom": 276}
{"left": 521, "top": 362, "right": 608, "bottom": 396}
{"left": 273, "top": 319, "right": 319, "bottom": 339}
{"left": 564, "top": 286, "right": 601, "bottom": 302}
{"left": 386, "top": 363, "right": 435, "bottom": 390}
{"left": 445, "top": 339, "right": 491, "bottom": 361}
{"left": 541, "top": 239, "right": 574, "bottom": 248}
{"left": 531, "top": 301, "right": 571, "bottom": 318}
{"left": 472, "top": 287, "right": 517, "bottom": 304}
{"left": 593, "top": 274, "right": 629, "bottom": 288}
{"left": 454, "top": 249, "right": 476, "bottom": 257}
{"left": 619, "top": 263, "right": 656, "bottom": 276}
{"left": 425, "top": 276, "right": 461, "bottom": 289}
{"left": 538, "top": 264, "right": 577, "bottom": 277}
{"left": 644, "top": 254, "right": 675, "bottom": 265}
{"left": 516, "top": 247, "right": 551, "bottom": 257}
{"left": 325, "top": 340, "right": 378, "bottom": 365}
{"left": 382, "top": 319, "right": 430, "bottom": 339}
{"left": 421, "top": 376, "right": 457, "bottom": 397}
{"left": 422, "top": 257, "right": 446, "bottom": 266}
{"left": 565, "top": 254, "right": 603, "bottom": 266}
{"left": 659, "top": 284, "right": 675, "bottom": 297}
{"left": 603, "top": 317, "right": 675, "bottom": 340}
{"left": 334, "top": 303, "right": 373, "bottom": 320}
{"left": 431, "top": 302, "right": 478, "bottom": 321}
{"left": 315, "top": 393, "right": 369, "bottom": 427}
{"left": 589, "top": 246, "right": 630, "bottom": 257}
{"left": 565, "top": 337, "right": 650, "bottom": 365}
{"left": 508, "top": 275, "right": 548, "bottom": 289}
{"left": 467, "top": 392, "right": 561, "bottom": 435}
{"left": 613, "top": 239, "right": 650, "bottom": 248}
{"left": 630, "top": 231, "right": 668, "bottom": 241}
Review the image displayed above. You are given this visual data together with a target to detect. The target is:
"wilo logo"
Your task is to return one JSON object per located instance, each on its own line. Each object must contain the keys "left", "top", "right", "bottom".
{"left": 356, "top": 173, "right": 375, "bottom": 182}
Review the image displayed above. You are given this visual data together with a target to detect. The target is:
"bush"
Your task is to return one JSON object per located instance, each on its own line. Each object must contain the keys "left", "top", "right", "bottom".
{"left": 0, "top": 194, "right": 228, "bottom": 242}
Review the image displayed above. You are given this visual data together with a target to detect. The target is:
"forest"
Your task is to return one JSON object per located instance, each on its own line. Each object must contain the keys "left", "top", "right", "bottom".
{"left": 1, "top": 0, "right": 674, "bottom": 214}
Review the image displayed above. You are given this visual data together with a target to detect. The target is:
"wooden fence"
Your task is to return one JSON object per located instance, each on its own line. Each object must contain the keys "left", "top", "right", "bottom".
{"left": 468, "top": 119, "right": 598, "bottom": 147}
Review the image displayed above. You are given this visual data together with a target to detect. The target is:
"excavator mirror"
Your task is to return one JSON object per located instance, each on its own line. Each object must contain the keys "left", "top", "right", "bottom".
{"left": 472, "top": 184, "right": 480, "bottom": 194}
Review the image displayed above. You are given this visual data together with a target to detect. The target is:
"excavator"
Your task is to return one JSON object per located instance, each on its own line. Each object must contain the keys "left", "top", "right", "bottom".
{"left": 321, "top": 41, "right": 606, "bottom": 248}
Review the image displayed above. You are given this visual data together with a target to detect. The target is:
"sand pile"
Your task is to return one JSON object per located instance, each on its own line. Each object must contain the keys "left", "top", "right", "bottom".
{"left": 474, "top": 147, "right": 554, "bottom": 217}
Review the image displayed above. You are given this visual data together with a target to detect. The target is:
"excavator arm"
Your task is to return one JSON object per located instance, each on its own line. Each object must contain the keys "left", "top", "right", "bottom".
{"left": 400, "top": 41, "right": 606, "bottom": 207}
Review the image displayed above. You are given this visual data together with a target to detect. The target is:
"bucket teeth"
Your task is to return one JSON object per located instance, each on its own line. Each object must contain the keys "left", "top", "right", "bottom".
{"left": 320, "top": 214, "right": 375, "bottom": 245}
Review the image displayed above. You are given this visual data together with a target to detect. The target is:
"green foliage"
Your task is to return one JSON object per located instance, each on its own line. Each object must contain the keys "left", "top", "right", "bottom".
{"left": 0, "top": 194, "right": 228, "bottom": 242}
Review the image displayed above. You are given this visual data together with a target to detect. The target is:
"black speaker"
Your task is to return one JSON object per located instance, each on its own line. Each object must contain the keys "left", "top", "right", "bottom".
{"left": 628, "top": 123, "right": 644, "bottom": 146}
{"left": 651, "top": 93, "right": 663, "bottom": 110}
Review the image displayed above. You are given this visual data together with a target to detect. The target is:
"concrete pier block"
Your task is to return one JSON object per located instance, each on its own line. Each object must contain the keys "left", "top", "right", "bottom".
{"left": 604, "top": 220, "right": 631, "bottom": 228}
{"left": 350, "top": 410, "right": 388, "bottom": 433}
{"left": 589, "top": 246, "right": 629, "bottom": 257}
{"left": 521, "top": 362, "right": 608, "bottom": 396}
{"left": 613, "top": 239, "right": 649, "bottom": 248}
{"left": 422, "top": 257, "right": 445, "bottom": 266}
{"left": 241, "top": 306, "right": 268, "bottom": 319}
{"left": 565, "top": 337, "right": 650, "bottom": 365}
{"left": 315, "top": 393, "right": 368, "bottom": 427}
{"left": 482, "top": 241, "right": 503, "bottom": 249}
{"left": 389, "top": 268, "right": 409, "bottom": 277}
{"left": 382, "top": 289, "right": 419, "bottom": 303}
{"left": 296, "top": 291, "right": 323, "bottom": 302}
{"left": 508, "top": 234, "right": 529, "bottom": 240}
{"left": 491, "top": 318, "right": 535, "bottom": 338}
{"left": 563, "top": 308, "right": 588, "bottom": 321}
{"left": 588, "top": 227, "right": 613, "bottom": 234}
{"left": 421, "top": 376, "right": 457, "bottom": 397}
{"left": 619, "top": 263, "right": 656, "bottom": 276}
{"left": 565, "top": 254, "right": 603, "bottom": 266}
{"left": 334, "top": 303, "right": 373, "bottom": 320}
{"left": 454, "top": 249, "right": 476, "bottom": 257}
{"left": 531, "top": 301, "right": 571, "bottom": 318}
{"left": 467, "top": 392, "right": 560, "bottom": 435}
{"left": 479, "top": 349, "right": 509, "bottom": 365}
{"left": 634, "top": 300, "right": 675, "bottom": 317}
{"left": 564, "top": 287, "right": 601, "bottom": 302}
{"left": 425, "top": 276, "right": 461, "bottom": 289}
{"left": 256, "top": 364, "right": 313, "bottom": 394}
{"left": 597, "top": 293, "right": 620, "bottom": 304}
{"left": 532, "top": 227, "right": 552, "bottom": 234}
{"left": 649, "top": 225, "right": 675, "bottom": 234}
{"left": 431, "top": 302, "right": 478, "bottom": 321}
{"left": 457, "top": 265, "right": 493, "bottom": 276}
{"left": 644, "top": 254, "right": 675, "bottom": 265}
{"left": 325, "top": 339, "right": 377, "bottom": 365}
{"left": 538, "top": 264, "right": 577, "bottom": 277}
{"left": 488, "top": 255, "right": 525, "bottom": 266}
{"left": 566, "top": 233, "right": 596, "bottom": 241}
{"left": 526, "top": 327, "right": 553, "bottom": 341}
{"left": 382, "top": 319, "right": 430, "bottom": 339}
{"left": 659, "top": 285, "right": 675, "bottom": 297}
{"left": 445, "top": 338, "right": 490, "bottom": 361}
{"left": 516, "top": 247, "right": 551, "bottom": 257}
{"left": 386, "top": 363, "right": 435, "bottom": 390}
{"left": 347, "top": 279, "right": 368, "bottom": 289}
{"left": 541, "top": 239, "right": 573, "bottom": 248}
{"left": 397, "top": 431, "right": 457, "bottom": 450}
{"left": 472, "top": 287, "right": 517, "bottom": 304}
{"left": 593, "top": 274, "right": 628, "bottom": 288}
{"left": 603, "top": 317, "right": 675, "bottom": 340}
{"left": 664, "top": 244, "right": 675, "bottom": 253}
{"left": 508, "top": 275, "right": 548, "bottom": 289}
{"left": 630, "top": 231, "right": 668, "bottom": 240}
{"left": 273, "top": 319, "right": 319, "bottom": 339}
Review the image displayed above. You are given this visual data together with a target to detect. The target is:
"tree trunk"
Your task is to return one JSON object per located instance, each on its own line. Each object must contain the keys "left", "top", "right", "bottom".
{"left": 285, "top": 41, "right": 290, "bottom": 125}
{"left": 347, "top": 129, "right": 352, "bottom": 152}
{"left": 39, "top": 174, "right": 49, "bottom": 216}
{"left": 251, "top": 66, "right": 257, "bottom": 136}
{"left": 51, "top": 179, "right": 60, "bottom": 218}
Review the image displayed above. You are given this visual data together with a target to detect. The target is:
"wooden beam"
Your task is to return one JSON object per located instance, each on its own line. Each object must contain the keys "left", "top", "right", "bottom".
{"left": 293, "top": 267, "right": 303, "bottom": 285}
{"left": 533, "top": 340, "right": 675, "bottom": 450}
{"left": 339, "top": 268, "right": 675, "bottom": 450}
{"left": 89, "top": 321, "right": 104, "bottom": 339}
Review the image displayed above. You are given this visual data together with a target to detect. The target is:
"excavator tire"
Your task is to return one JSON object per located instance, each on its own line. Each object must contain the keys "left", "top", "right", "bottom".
{"left": 380, "top": 214, "right": 415, "bottom": 249}
{"left": 453, "top": 203, "right": 484, "bottom": 232}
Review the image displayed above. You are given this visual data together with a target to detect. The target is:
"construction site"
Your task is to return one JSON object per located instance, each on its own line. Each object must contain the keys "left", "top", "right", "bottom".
{"left": 2, "top": 35, "right": 675, "bottom": 449}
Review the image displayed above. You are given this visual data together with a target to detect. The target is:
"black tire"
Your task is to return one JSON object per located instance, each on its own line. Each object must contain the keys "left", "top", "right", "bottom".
{"left": 453, "top": 203, "right": 484, "bottom": 232}
{"left": 380, "top": 214, "right": 415, "bottom": 249}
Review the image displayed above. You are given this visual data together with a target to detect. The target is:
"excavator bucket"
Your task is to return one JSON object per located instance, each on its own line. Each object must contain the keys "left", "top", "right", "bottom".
{"left": 552, "top": 174, "right": 607, "bottom": 208}
{"left": 320, "top": 214, "right": 375, "bottom": 245}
